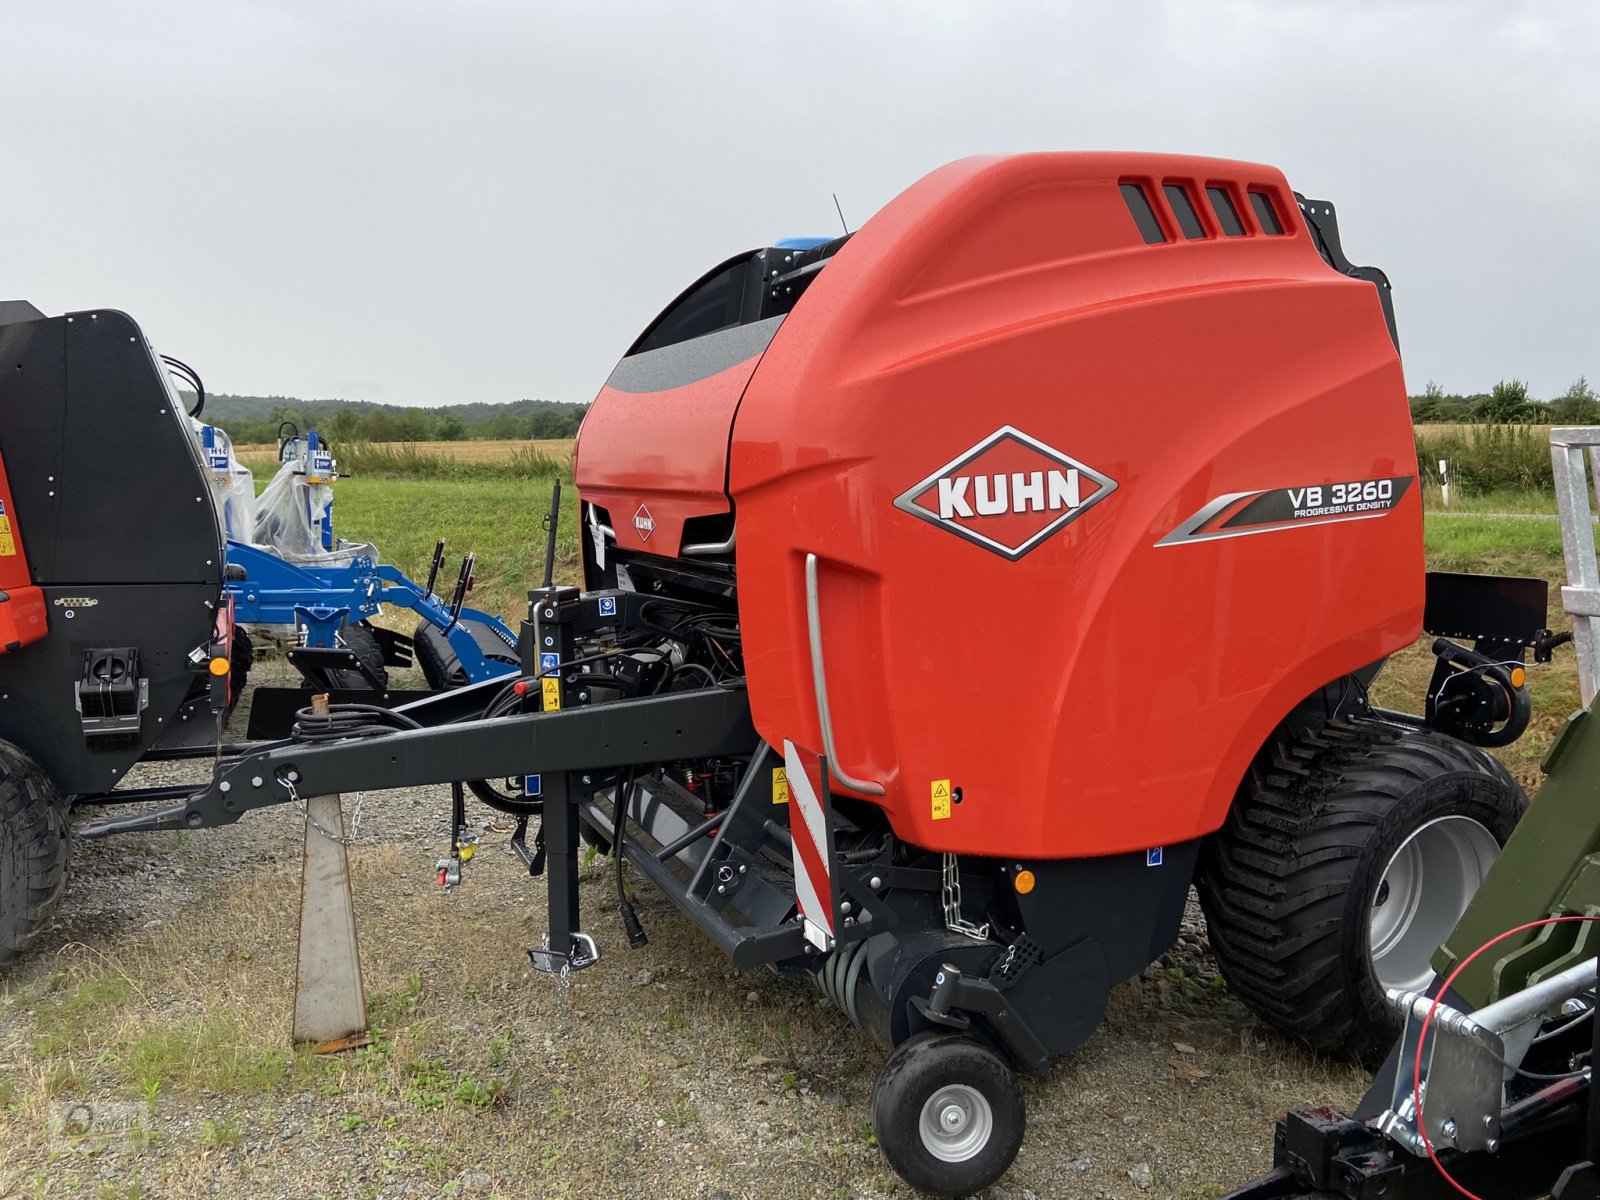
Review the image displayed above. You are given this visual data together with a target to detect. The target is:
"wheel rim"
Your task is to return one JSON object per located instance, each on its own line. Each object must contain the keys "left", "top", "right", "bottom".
{"left": 1369, "top": 815, "right": 1501, "bottom": 994}
{"left": 917, "top": 1083, "right": 993, "bottom": 1163}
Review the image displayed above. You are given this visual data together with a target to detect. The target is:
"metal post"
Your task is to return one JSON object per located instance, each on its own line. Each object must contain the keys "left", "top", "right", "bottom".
{"left": 292, "top": 694, "right": 368, "bottom": 1048}
{"left": 524, "top": 584, "right": 599, "bottom": 975}
{"left": 1551, "top": 428, "right": 1600, "bottom": 708}
{"left": 543, "top": 772, "right": 579, "bottom": 950}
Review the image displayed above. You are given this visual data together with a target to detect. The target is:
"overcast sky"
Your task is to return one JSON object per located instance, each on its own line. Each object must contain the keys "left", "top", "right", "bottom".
{"left": 5, "top": 1, "right": 1595, "bottom": 407}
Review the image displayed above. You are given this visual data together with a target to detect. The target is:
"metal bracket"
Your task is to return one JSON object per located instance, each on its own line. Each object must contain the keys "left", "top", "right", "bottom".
{"left": 1378, "top": 956, "right": 1598, "bottom": 1154}
{"left": 527, "top": 932, "right": 600, "bottom": 977}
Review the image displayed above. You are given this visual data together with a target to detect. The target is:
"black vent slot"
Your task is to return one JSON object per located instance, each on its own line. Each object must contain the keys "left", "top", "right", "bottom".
{"left": 1249, "top": 190, "right": 1284, "bottom": 235}
{"left": 1119, "top": 183, "right": 1166, "bottom": 244}
{"left": 1206, "top": 187, "right": 1245, "bottom": 236}
{"left": 1163, "top": 184, "right": 1206, "bottom": 239}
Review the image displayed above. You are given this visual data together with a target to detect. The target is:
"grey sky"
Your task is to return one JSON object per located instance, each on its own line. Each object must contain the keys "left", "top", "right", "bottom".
{"left": 6, "top": 1, "right": 1596, "bottom": 407}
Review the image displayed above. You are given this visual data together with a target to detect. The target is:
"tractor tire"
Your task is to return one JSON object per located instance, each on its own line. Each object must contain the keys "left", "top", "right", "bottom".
{"left": 327, "top": 623, "right": 388, "bottom": 691}
{"left": 0, "top": 742, "right": 70, "bottom": 970}
{"left": 1196, "top": 718, "right": 1525, "bottom": 1065}
{"left": 228, "top": 627, "right": 254, "bottom": 713}
{"left": 870, "top": 1032, "right": 1025, "bottom": 1198}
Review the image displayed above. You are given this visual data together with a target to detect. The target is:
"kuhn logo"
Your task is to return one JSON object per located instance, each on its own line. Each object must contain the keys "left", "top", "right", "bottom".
{"left": 632, "top": 504, "right": 656, "bottom": 542}
{"left": 893, "top": 426, "right": 1117, "bottom": 560}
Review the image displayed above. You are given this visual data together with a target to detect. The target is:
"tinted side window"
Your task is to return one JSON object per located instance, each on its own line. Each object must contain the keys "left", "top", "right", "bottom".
{"left": 633, "top": 262, "right": 748, "bottom": 355}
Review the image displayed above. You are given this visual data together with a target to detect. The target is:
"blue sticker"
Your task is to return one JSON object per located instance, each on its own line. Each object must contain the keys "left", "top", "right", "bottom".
{"left": 524, "top": 774, "right": 542, "bottom": 797}
{"left": 539, "top": 652, "right": 559, "bottom": 674}
{"left": 598, "top": 595, "right": 617, "bottom": 617}
{"left": 1146, "top": 847, "right": 1164, "bottom": 867}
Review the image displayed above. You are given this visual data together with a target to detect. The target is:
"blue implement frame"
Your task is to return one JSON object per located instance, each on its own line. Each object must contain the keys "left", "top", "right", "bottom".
{"left": 225, "top": 540, "right": 519, "bottom": 685}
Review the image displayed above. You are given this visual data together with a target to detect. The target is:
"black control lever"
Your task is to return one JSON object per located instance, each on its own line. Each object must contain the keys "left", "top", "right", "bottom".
{"left": 424, "top": 538, "right": 446, "bottom": 598}
{"left": 541, "top": 480, "right": 562, "bottom": 590}
{"left": 441, "top": 553, "right": 475, "bottom": 633}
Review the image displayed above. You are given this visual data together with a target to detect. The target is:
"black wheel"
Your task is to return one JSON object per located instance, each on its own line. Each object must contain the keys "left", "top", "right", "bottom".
{"left": 1196, "top": 717, "right": 1525, "bottom": 1064}
{"left": 870, "top": 1033, "right": 1024, "bottom": 1198}
{"left": 0, "top": 741, "right": 70, "bottom": 969}
{"left": 413, "top": 619, "right": 519, "bottom": 692}
{"left": 413, "top": 620, "right": 468, "bottom": 691}
{"left": 327, "top": 622, "right": 388, "bottom": 691}
{"left": 228, "top": 627, "right": 254, "bottom": 713}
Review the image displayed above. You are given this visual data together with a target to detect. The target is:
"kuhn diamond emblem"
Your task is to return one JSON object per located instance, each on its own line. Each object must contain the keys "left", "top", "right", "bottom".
{"left": 632, "top": 504, "right": 656, "bottom": 542}
{"left": 893, "top": 426, "right": 1118, "bottom": 560}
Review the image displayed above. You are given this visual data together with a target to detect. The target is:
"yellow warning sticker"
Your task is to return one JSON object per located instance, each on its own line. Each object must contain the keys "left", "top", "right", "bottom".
{"left": 772, "top": 767, "right": 790, "bottom": 805}
{"left": 931, "top": 778, "right": 952, "bottom": 821}
{"left": 0, "top": 516, "right": 14, "bottom": 557}
{"left": 540, "top": 677, "right": 562, "bottom": 712}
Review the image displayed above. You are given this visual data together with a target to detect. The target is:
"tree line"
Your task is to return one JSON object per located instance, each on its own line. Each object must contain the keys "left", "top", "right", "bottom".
{"left": 202, "top": 395, "right": 589, "bottom": 445}
{"left": 1410, "top": 376, "right": 1597, "bottom": 424}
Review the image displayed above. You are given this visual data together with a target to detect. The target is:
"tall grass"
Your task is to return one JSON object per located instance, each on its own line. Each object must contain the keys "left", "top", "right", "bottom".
{"left": 238, "top": 440, "right": 568, "bottom": 482}
{"left": 1416, "top": 424, "right": 1553, "bottom": 495}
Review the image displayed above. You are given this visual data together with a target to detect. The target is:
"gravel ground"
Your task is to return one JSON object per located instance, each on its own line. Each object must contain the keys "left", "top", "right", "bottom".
{"left": 0, "top": 674, "right": 1369, "bottom": 1200}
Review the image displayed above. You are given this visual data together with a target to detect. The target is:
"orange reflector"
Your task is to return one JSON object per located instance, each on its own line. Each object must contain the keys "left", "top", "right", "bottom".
{"left": 1014, "top": 869, "right": 1036, "bottom": 895}
{"left": 1511, "top": 666, "right": 1526, "bottom": 688}
{"left": 208, "top": 656, "right": 230, "bottom": 677}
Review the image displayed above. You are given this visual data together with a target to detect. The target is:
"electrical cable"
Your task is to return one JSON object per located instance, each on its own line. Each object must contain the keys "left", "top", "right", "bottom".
{"left": 160, "top": 355, "right": 205, "bottom": 418}
{"left": 1413, "top": 914, "right": 1600, "bottom": 1200}
{"left": 291, "top": 703, "right": 422, "bottom": 742}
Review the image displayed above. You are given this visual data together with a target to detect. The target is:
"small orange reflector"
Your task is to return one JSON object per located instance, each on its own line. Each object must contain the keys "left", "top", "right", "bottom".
{"left": 1511, "top": 666, "right": 1526, "bottom": 688}
{"left": 208, "top": 656, "right": 230, "bottom": 677}
{"left": 1014, "top": 869, "right": 1036, "bottom": 895}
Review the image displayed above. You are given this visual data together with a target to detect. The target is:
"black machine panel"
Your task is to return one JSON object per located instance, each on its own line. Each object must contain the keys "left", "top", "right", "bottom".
{"left": 0, "top": 308, "right": 223, "bottom": 585}
{"left": 0, "top": 306, "right": 225, "bottom": 795}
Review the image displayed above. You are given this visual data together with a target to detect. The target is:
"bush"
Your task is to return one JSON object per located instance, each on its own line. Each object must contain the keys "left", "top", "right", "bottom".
{"left": 1417, "top": 424, "right": 1552, "bottom": 494}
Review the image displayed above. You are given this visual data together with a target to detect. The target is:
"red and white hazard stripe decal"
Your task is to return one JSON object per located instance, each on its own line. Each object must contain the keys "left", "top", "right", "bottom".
{"left": 784, "top": 739, "right": 836, "bottom": 951}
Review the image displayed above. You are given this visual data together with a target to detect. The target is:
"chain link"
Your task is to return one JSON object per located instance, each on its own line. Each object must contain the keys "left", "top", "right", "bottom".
{"left": 941, "top": 851, "right": 991, "bottom": 941}
{"left": 285, "top": 778, "right": 364, "bottom": 847}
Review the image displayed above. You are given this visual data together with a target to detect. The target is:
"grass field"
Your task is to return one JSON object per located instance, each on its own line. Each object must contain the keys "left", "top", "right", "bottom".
{"left": 1414, "top": 423, "right": 1557, "bottom": 440}
{"left": 234, "top": 439, "right": 575, "bottom": 474}
{"left": 331, "top": 476, "right": 581, "bottom": 620}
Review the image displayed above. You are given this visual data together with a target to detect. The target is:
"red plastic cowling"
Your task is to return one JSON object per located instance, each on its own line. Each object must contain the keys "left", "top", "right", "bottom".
{"left": 583, "top": 153, "right": 1422, "bottom": 862}
{"left": 0, "top": 451, "right": 46, "bottom": 653}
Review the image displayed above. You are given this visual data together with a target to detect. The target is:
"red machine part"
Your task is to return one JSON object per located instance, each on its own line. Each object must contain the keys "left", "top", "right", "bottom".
{"left": 0, "top": 448, "right": 47, "bottom": 653}
{"left": 582, "top": 152, "right": 1421, "bottom": 862}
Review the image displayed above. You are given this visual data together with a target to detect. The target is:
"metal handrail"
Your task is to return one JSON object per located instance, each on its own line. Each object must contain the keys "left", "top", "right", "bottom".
{"left": 803, "top": 553, "right": 885, "bottom": 796}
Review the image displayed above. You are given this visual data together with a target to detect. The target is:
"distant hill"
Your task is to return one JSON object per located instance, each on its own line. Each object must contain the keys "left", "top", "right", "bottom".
{"left": 197, "top": 394, "right": 588, "bottom": 443}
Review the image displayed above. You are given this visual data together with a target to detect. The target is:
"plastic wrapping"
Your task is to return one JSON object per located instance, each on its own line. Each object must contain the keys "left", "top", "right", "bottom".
{"left": 191, "top": 422, "right": 256, "bottom": 542}
{"left": 253, "top": 455, "right": 335, "bottom": 561}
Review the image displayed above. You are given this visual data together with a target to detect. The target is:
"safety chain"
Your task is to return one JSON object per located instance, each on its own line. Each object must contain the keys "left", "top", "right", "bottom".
{"left": 285, "top": 778, "right": 365, "bottom": 846}
{"left": 941, "top": 852, "right": 991, "bottom": 941}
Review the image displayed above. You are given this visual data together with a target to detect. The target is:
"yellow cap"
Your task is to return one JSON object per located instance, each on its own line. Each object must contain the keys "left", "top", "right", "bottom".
{"left": 208, "top": 656, "right": 231, "bottom": 677}
{"left": 1014, "top": 869, "right": 1036, "bottom": 895}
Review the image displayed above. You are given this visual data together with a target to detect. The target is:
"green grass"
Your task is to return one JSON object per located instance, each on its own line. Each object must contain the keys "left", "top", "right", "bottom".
{"left": 328, "top": 475, "right": 580, "bottom": 619}
{"left": 1423, "top": 513, "right": 1567, "bottom": 573}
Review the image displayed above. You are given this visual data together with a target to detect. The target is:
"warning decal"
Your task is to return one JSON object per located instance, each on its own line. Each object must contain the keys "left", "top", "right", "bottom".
{"left": 0, "top": 516, "right": 13, "bottom": 557}
{"left": 540, "top": 677, "right": 562, "bottom": 712}
{"left": 931, "top": 779, "right": 952, "bottom": 821}
{"left": 784, "top": 739, "right": 838, "bottom": 952}
{"left": 771, "top": 766, "right": 790, "bottom": 805}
